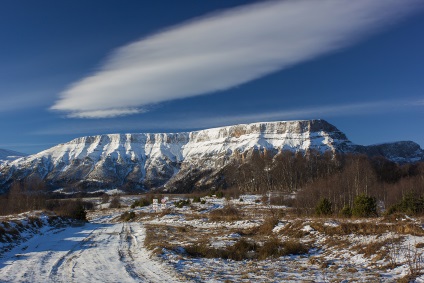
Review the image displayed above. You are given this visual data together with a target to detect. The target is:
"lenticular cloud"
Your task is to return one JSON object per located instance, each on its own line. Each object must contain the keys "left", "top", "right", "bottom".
{"left": 51, "top": 0, "right": 423, "bottom": 118}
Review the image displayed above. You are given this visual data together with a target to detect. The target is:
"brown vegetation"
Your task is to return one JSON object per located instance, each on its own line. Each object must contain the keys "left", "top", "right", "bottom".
{"left": 209, "top": 204, "right": 243, "bottom": 221}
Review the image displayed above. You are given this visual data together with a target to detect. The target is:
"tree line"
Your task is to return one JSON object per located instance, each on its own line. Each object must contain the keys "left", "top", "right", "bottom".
{"left": 0, "top": 177, "right": 91, "bottom": 220}
{"left": 220, "top": 149, "right": 424, "bottom": 216}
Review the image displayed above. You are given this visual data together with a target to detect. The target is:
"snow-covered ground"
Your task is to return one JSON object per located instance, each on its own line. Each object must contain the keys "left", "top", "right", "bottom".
{"left": 0, "top": 215, "right": 183, "bottom": 283}
{"left": 2, "top": 195, "right": 424, "bottom": 282}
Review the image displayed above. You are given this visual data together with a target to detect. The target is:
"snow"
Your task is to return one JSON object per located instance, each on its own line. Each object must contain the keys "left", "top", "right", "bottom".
{"left": 0, "top": 148, "right": 27, "bottom": 165}
{"left": 2, "top": 120, "right": 421, "bottom": 190}
{"left": 3, "top": 196, "right": 424, "bottom": 282}
{"left": 272, "top": 221, "right": 288, "bottom": 233}
{"left": 301, "top": 224, "right": 315, "bottom": 232}
{"left": 0, "top": 217, "right": 183, "bottom": 283}
{"left": 1, "top": 120, "right": 352, "bottom": 185}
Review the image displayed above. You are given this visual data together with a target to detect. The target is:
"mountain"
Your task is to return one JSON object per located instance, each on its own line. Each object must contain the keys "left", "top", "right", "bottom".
{"left": 0, "top": 119, "right": 422, "bottom": 193}
{"left": 0, "top": 148, "right": 27, "bottom": 165}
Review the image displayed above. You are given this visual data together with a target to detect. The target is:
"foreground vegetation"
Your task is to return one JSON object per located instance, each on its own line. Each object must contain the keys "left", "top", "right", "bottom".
{"left": 0, "top": 179, "right": 91, "bottom": 220}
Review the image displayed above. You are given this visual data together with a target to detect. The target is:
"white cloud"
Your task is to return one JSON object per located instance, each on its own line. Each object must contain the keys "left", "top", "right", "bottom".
{"left": 51, "top": 0, "right": 423, "bottom": 118}
{"left": 67, "top": 108, "right": 143, "bottom": 118}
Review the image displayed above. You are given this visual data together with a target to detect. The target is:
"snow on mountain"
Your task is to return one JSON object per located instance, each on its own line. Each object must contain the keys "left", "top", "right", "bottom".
{"left": 0, "top": 120, "right": 422, "bottom": 192}
{"left": 0, "top": 148, "right": 27, "bottom": 165}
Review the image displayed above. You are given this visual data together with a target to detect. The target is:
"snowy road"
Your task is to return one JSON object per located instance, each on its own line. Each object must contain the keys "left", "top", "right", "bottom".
{"left": 0, "top": 221, "right": 181, "bottom": 283}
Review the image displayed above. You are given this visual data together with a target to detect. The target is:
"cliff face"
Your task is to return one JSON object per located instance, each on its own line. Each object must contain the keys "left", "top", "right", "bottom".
{"left": 0, "top": 120, "right": 422, "bottom": 192}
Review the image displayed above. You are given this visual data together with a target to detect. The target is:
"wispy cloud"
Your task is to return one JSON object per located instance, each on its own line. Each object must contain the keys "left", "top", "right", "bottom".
{"left": 39, "top": 98, "right": 418, "bottom": 135}
{"left": 67, "top": 108, "right": 144, "bottom": 118}
{"left": 1, "top": 90, "right": 53, "bottom": 112}
{"left": 410, "top": 99, "right": 424, "bottom": 106}
{"left": 51, "top": 0, "right": 422, "bottom": 118}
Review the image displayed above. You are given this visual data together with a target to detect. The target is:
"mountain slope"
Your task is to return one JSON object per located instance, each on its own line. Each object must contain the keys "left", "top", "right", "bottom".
{"left": 0, "top": 120, "right": 422, "bottom": 192}
{"left": 0, "top": 148, "right": 27, "bottom": 164}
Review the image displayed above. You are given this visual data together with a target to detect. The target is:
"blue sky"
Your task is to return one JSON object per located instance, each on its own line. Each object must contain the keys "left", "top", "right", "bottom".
{"left": 1, "top": 0, "right": 424, "bottom": 154}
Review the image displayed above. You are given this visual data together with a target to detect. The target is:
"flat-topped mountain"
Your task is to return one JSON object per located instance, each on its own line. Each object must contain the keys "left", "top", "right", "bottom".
{"left": 0, "top": 120, "right": 422, "bottom": 193}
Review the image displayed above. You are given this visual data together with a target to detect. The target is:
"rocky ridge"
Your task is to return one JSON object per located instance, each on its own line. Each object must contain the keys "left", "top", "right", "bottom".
{"left": 0, "top": 119, "right": 422, "bottom": 193}
{"left": 0, "top": 149, "right": 27, "bottom": 165}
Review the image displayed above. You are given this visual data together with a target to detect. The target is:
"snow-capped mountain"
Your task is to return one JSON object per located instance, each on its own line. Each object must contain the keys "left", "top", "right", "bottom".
{"left": 0, "top": 120, "right": 422, "bottom": 192}
{"left": 0, "top": 148, "right": 27, "bottom": 165}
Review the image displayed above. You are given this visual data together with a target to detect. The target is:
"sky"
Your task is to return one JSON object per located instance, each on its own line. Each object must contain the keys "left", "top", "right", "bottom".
{"left": 1, "top": 0, "right": 424, "bottom": 154}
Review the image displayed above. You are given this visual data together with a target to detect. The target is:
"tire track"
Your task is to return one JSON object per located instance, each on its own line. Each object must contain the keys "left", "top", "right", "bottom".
{"left": 118, "top": 223, "right": 147, "bottom": 282}
{"left": 48, "top": 227, "right": 98, "bottom": 282}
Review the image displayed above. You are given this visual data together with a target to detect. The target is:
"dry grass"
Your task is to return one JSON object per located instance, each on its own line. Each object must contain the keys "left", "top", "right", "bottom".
{"left": 185, "top": 238, "right": 257, "bottom": 261}
{"left": 256, "top": 216, "right": 279, "bottom": 235}
{"left": 352, "top": 239, "right": 397, "bottom": 258}
{"left": 416, "top": 242, "right": 424, "bottom": 249}
{"left": 140, "top": 198, "right": 424, "bottom": 281}
{"left": 209, "top": 205, "right": 243, "bottom": 222}
{"left": 144, "top": 224, "right": 177, "bottom": 255}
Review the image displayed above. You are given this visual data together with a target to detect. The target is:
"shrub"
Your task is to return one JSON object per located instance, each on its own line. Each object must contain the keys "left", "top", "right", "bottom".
{"left": 257, "top": 216, "right": 279, "bottom": 235}
{"left": 216, "top": 191, "right": 224, "bottom": 198}
{"left": 209, "top": 205, "right": 242, "bottom": 221}
{"left": 387, "top": 193, "right": 424, "bottom": 216}
{"left": 258, "top": 237, "right": 284, "bottom": 259}
{"left": 185, "top": 238, "right": 307, "bottom": 261}
{"left": 185, "top": 239, "right": 256, "bottom": 261}
{"left": 315, "top": 198, "right": 333, "bottom": 216}
{"left": 175, "top": 199, "right": 191, "bottom": 208}
{"left": 281, "top": 240, "right": 309, "bottom": 256}
{"left": 200, "top": 199, "right": 206, "bottom": 204}
{"left": 131, "top": 198, "right": 151, "bottom": 209}
{"left": 101, "top": 193, "right": 110, "bottom": 204}
{"left": 81, "top": 201, "right": 95, "bottom": 211}
{"left": 109, "top": 195, "right": 121, "bottom": 209}
{"left": 340, "top": 205, "right": 352, "bottom": 217}
{"left": 192, "top": 196, "right": 201, "bottom": 203}
{"left": 228, "top": 239, "right": 257, "bottom": 261}
{"left": 352, "top": 194, "right": 377, "bottom": 218}
{"left": 52, "top": 200, "right": 87, "bottom": 221}
{"left": 121, "top": 211, "right": 136, "bottom": 222}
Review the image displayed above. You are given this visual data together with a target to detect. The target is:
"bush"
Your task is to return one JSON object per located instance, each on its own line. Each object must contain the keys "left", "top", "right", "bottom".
{"left": 51, "top": 200, "right": 87, "bottom": 221}
{"left": 387, "top": 193, "right": 424, "bottom": 216}
{"left": 131, "top": 198, "right": 151, "bottom": 208}
{"left": 121, "top": 211, "right": 136, "bottom": 222}
{"left": 209, "top": 205, "right": 242, "bottom": 221}
{"left": 175, "top": 199, "right": 191, "bottom": 208}
{"left": 282, "top": 240, "right": 309, "bottom": 256}
{"left": 192, "top": 196, "right": 201, "bottom": 203}
{"left": 185, "top": 238, "right": 307, "bottom": 261}
{"left": 352, "top": 194, "right": 377, "bottom": 218}
{"left": 200, "top": 199, "right": 206, "bottom": 204}
{"left": 340, "top": 205, "right": 352, "bottom": 217}
{"left": 315, "top": 198, "right": 333, "bottom": 216}
{"left": 109, "top": 195, "right": 121, "bottom": 209}
{"left": 185, "top": 239, "right": 256, "bottom": 261}
{"left": 101, "top": 194, "right": 110, "bottom": 204}
{"left": 228, "top": 239, "right": 257, "bottom": 260}
{"left": 216, "top": 191, "right": 224, "bottom": 198}
{"left": 257, "top": 216, "right": 279, "bottom": 235}
{"left": 258, "top": 237, "right": 284, "bottom": 259}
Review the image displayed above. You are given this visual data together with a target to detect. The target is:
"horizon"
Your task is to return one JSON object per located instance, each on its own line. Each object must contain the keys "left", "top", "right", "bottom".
{"left": 1, "top": 0, "right": 424, "bottom": 154}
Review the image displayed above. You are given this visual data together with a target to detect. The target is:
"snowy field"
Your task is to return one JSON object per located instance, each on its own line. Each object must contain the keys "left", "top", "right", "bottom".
{"left": 0, "top": 214, "right": 182, "bottom": 283}
{"left": 1, "top": 195, "right": 424, "bottom": 282}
